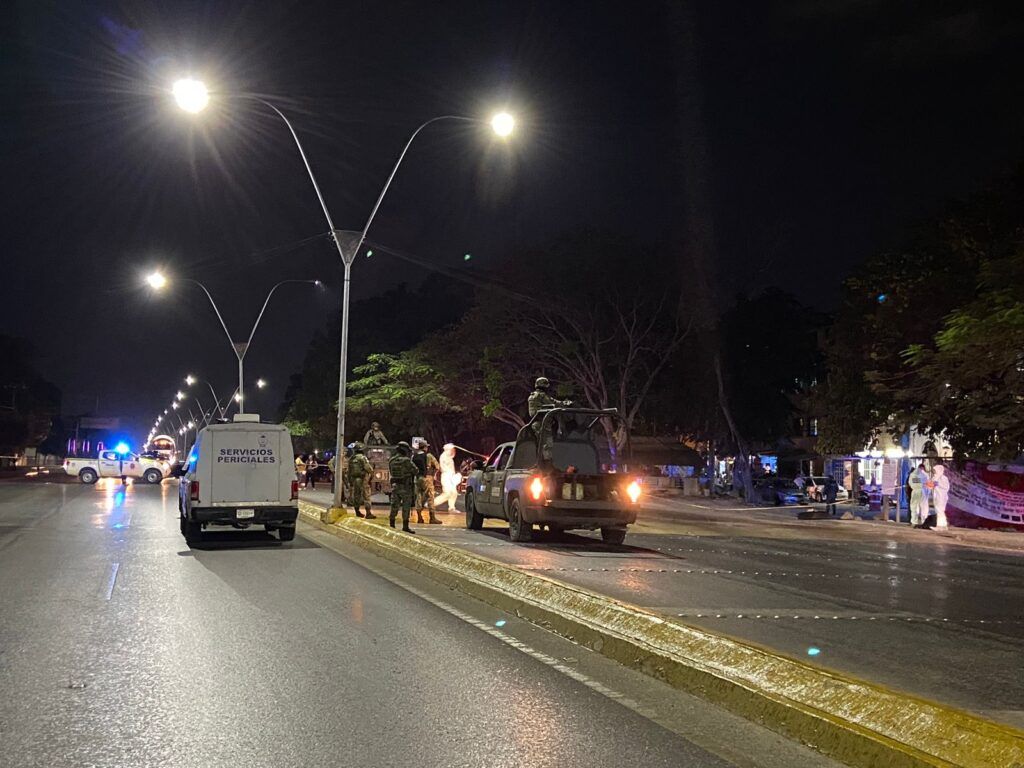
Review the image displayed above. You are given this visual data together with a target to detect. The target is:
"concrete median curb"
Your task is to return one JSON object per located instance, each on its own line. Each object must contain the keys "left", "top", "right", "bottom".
{"left": 297, "top": 501, "right": 1024, "bottom": 768}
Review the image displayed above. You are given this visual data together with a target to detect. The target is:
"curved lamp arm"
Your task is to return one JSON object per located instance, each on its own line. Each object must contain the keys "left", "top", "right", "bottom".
{"left": 244, "top": 279, "right": 320, "bottom": 353}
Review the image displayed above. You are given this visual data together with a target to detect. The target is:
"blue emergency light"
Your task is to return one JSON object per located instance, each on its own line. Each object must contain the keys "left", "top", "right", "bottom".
{"left": 115, "top": 442, "right": 130, "bottom": 455}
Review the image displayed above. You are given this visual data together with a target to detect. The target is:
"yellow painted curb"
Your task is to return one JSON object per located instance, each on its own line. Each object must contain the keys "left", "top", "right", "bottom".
{"left": 297, "top": 501, "right": 1024, "bottom": 767}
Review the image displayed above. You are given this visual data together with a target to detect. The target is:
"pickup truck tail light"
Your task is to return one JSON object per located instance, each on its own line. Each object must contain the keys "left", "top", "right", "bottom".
{"left": 290, "top": 480, "right": 299, "bottom": 500}
{"left": 626, "top": 480, "right": 642, "bottom": 503}
{"left": 189, "top": 481, "right": 200, "bottom": 501}
{"left": 529, "top": 476, "right": 545, "bottom": 501}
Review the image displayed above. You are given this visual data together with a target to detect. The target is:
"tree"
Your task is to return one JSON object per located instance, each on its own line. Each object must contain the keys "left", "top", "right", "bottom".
{"left": 819, "top": 168, "right": 1024, "bottom": 457}
{"left": 478, "top": 231, "right": 691, "bottom": 459}
{"left": 0, "top": 335, "right": 61, "bottom": 455}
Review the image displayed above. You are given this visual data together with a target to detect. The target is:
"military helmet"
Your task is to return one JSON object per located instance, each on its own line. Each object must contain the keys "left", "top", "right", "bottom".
{"left": 396, "top": 440, "right": 412, "bottom": 455}
{"left": 353, "top": 442, "right": 365, "bottom": 453}
{"left": 535, "top": 376, "right": 550, "bottom": 390}
{"left": 371, "top": 421, "right": 381, "bottom": 429}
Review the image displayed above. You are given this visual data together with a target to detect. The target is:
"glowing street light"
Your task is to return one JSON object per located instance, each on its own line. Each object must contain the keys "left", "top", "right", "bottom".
{"left": 175, "top": 391, "right": 185, "bottom": 401}
{"left": 491, "top": 112, "right": 515, "bottom": 137}
{"left": 171, "top": 82, "right": 516, "bottom": 514}
{"left": 147, "top": 275, "right": 319, "bottom": 414}
{"left": 256, "top": 378, "right": 267, "bottom": 389}
{"left": 146, "top": 271, "right": 167, "bottom": 289}
{"left": 172, "top": 78, "right": 209, "bottom": 114}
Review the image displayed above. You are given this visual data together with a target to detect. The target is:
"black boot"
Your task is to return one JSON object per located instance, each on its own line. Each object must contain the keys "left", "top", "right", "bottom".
{"left": 416, "top": 511, "right": 425, "bottom": 524}
{"left": 365, "top": 510, "right": 377, "bottom": 520}
{"left": 402, "top": 524, "right": 415, "bottom": 534}
{"left": 355, "top": 510, "right": 364, "bottom": 518}
{"left": 389, "top": 516, "right": 396, "bottom": 528}
{"left": 429, "top": 513, "right": 442, "bottom": 525}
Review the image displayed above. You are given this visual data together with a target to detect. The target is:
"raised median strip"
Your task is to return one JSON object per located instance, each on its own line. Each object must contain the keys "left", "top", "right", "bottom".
{"left": 298, "top": 501, "right": 1024, "bottom": 768}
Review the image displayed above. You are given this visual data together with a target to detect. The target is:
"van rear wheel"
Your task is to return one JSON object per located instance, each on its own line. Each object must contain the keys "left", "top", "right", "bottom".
{"left": 183, "top": 518, "right": 202, "bottom": 544}
{"left": 278, "top": 525, "right": 296, "bottom": 542}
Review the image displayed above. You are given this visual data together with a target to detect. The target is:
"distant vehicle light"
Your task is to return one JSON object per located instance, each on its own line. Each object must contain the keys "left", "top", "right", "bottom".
{"left": 529, "top": 476, "right": 544, "bottom": 501}
{"left": 627, "top": 480, "right": 642, "bottom": 503}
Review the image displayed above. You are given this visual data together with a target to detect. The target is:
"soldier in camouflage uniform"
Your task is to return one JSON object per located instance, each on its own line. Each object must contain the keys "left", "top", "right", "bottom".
{"left": 412, "top": 441, "right": 442, "bottom": 525}
{"left": 388, "top": 441, "right": 419, "bottom": 533}
{"left": 348, "top": 444, "right": 375, "bottom": 519}
{"left": 527, "top": 377, "right": 572, "bottom": 461}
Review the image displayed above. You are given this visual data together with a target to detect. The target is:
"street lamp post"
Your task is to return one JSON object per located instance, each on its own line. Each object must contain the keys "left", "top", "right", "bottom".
{"left": 147, "top": 276, "right": 320, "bottom": 414}
{"left": 170, "top": 79, "right": 514, "bottom": 515}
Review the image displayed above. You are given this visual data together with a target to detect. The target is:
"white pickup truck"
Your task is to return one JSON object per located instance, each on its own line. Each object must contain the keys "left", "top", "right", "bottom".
{"left": 64, "top": 450, "right": 167, "bottom": 485}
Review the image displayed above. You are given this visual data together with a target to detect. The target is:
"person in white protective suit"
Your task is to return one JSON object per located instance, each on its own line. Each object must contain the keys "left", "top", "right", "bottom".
{"left": 909, "top": 463, "right": 930, "bottom": 527}
{"left": 434, "top": 443, "right": 460, "bottom": 512}
{"left": 930, "top": 464, "right": 950, "bottom": 530}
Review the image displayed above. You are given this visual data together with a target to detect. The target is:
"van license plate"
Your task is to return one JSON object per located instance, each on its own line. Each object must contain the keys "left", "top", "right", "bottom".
{"left": 237, "top": 509, "right": 255, "bottom": 519}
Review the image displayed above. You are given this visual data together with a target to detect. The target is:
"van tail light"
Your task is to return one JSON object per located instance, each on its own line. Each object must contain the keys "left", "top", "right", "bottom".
{"left": 189, "top": 481, "right": 200, "bottom": 501}
{"left": 290, "top": 480, "right": 299, "bottom": 500}
{"left": 529, "top": 476, "right": 545, "bottom": 501}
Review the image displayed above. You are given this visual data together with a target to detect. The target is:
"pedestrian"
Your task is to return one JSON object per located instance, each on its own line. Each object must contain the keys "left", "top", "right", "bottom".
{"left": 434, "top": 443, "right": 460, "bottom": 512}
{"left": 306, "top": 454, "right": 318, "bottom": 489}
{"left": 909, "top": 463, "right": 930, "bottom": 527}
{"left": 327, "top": 453, "right": 336, "bottom": 493}
{"left": 930, "top": 464, "right": 950, "bottom": 531}
{"left": 412, "top": 441, "right": 442, "bottom": 525}
{"left": 348, "top": 443, "right": 375, "bottom": 519}
{"left": 824, "top": 474, "right": 839, "bottom": 515}
{"left": 294, "top": 454, "right": 307, "bottom": 487}
{"left": 388, "top": 441, "right": 419, "bottom": 533}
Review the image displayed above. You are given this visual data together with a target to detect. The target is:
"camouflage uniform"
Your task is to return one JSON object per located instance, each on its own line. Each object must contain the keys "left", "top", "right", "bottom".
{"left": 528, "top": 378, "right": 571, "bottom": 461}
{"left": 364, "top": 422, "right": 389, "bottom": 446}
{"left": 388, "top": 442, "right": 419, "bottom": 532}
{"left": 348, "top": 447, "right": 374, "bottom": 518}
{"left": 413, "top": 447, "right": 442, "bottom": 524}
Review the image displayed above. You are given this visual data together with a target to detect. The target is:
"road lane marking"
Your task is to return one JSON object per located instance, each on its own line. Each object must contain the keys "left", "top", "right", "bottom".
{"left": 102, "top": 562, "right": 120, "bottom": 600}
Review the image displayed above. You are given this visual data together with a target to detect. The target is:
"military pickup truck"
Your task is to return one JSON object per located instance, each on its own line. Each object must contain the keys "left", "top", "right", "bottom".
{"left": 464, "top": 407, "right": 642, "bottom": 544}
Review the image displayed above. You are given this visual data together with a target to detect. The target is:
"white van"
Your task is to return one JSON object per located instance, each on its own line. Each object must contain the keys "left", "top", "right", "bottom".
{"left": 178, "top": 415, "right": 299, "bottom": 543}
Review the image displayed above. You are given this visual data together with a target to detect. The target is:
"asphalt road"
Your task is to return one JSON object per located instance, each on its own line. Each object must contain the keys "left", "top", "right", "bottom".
{"left": 0, "top": 480, "right": 837, "bottom": 768}
{"left": 302, "top": 489, "right": 1024, "bottom": 729}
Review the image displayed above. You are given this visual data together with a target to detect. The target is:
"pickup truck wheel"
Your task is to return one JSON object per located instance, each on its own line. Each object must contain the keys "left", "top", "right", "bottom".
{"left": 79, "top": 468, "right": 98, "bottom": 485}
{"left": 507, "top": 498, "right": 532, "bottom": 542}
{"left": 465, "top": 492, "right": 483, "bottom": 530}
{"left": 600, "top": 527, "right": 627, "bottom": 546}
{"left": 278, "top": 525, "right": 296, "bottom": 542}
{"left": 143, "top": 468, "right": 163, "bottom": 484}
{"left": 184, "top": 518, "right": 203, "bottom": 544}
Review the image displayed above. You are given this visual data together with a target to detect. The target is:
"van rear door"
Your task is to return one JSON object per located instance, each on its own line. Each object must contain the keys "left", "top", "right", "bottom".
{"left": 210, "top": 427, "right": 283, "bottom": 504}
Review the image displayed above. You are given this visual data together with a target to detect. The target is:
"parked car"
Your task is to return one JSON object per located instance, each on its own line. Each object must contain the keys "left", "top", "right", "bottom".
{"left": 178, "top": 415, "right": 299, "bottom": 544}
{"left": 805, "top": 476, "right": 849, "bottom": 503}
{"left": 754, "top": 477, "right": 808, "bottom": 505}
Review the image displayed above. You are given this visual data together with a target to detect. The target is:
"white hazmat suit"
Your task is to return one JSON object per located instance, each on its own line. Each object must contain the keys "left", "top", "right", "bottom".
{"left": 931, "top": 465, "right": 950, "bottom": 530}
{"left": 434, "top": 444, "right": 460, "bottom": 512}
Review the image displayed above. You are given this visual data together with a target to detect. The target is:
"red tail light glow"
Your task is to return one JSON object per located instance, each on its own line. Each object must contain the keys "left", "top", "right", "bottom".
{"left": 529, "top": 476, "right": 544, "bottom": 501}
{"left": 290, "top": 480, "right": 299, "bottom": 500}
{"left": 189, "top": 480, "right": 200, "bottom": 501}
{"left": 626, "top": 480, "right": 642, "bottom": 503}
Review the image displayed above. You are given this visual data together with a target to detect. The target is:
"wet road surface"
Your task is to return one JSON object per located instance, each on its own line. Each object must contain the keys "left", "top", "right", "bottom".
{"left": 305, "top": 490, "right": 1024, "bottom": 729}
{"left": 0, "top": 480, "right": 837, "bottom": 768}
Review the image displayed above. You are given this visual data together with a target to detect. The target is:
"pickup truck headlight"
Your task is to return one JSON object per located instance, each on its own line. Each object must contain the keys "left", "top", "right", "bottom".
{"left": 627, "top": 480, "right": 642, "bottom": 503}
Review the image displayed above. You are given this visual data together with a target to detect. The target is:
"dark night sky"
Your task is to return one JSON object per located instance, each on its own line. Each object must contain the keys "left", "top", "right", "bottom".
{"left": 2, "top": 1, "right": 1023, "bottom": 444}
